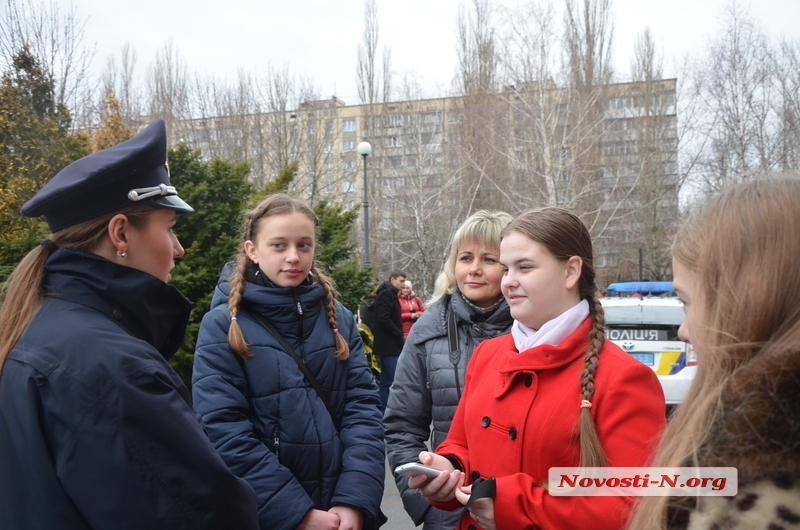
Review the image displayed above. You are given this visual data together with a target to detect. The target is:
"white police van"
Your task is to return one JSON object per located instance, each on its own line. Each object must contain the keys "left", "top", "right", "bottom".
{"left": 601, "top": 282, "right": 696, "bottom": 410}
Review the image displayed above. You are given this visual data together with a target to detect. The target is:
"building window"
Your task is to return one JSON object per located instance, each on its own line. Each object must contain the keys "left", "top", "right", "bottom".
{"left": 342, "top": 119, "right": 356, "bottom": 132}
{"left": 388, "top": 114, "right": 410, "bottom": 127}
{"left": 342, "top": 140, "right": 356, "bottom": 152}
{"left": 421, "top": 112, "right": 441, "bottom": 124}
{"left": 343, "top": 180, "right": 357, "bottom": 193}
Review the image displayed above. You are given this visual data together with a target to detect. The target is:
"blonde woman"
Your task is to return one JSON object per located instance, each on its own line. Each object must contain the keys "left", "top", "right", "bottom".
{"left": 628, "top": 178, "right": 800, "bottom": 529}
{"left": 385, "top": 210, "right": 515, "bottom": 530}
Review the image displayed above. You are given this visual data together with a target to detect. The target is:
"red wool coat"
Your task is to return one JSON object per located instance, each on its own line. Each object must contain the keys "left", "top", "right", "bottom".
{"left": 432, "top": 317, "right": 666, "bottom": 530}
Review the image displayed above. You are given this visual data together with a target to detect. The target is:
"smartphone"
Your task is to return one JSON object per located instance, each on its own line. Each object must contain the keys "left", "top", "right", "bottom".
{"left": 394, "top": 462, "right": 445, "bottom": 479}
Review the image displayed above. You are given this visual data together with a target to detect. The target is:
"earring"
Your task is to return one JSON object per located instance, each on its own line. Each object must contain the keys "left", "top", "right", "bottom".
{"left": 117, "top": 251, "right": 127, "bottom": 258}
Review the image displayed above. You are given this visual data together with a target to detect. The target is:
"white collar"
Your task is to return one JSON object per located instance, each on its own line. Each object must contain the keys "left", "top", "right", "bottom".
{"left": 511, "top": 299, "right": 590, "bottom": 353}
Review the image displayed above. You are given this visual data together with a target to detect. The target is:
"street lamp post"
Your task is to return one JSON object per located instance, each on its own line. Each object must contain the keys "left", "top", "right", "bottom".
{"left": 357, "top": 141, "right": 372, "bottom": 267}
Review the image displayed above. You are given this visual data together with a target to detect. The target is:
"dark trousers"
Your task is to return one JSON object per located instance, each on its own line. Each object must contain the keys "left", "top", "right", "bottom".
{"left": 378, "top": 355, "right": 399, "bottom": 412}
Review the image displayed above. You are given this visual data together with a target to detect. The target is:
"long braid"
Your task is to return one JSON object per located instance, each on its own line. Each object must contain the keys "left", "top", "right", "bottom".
{"left": 228, "top": 256, "right": 252, "bottom": 359}
{"left": 579, "top": 293, "right": 608, "bottom": 467}
{"left": 311, "top": 262, "right": 349, "bottom": 360}
{"left": 503, "top": 207, "right": 610, "bottom": 468}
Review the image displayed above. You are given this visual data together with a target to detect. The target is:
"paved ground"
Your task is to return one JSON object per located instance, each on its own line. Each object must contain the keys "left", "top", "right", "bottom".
{"left": 380, "top": 457, "right": 417, "bottom": 530}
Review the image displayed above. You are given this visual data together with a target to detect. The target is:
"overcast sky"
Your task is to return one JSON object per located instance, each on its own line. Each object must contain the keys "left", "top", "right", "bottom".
{"left": 52, "top": 0, "right": 800, "bottom": 105}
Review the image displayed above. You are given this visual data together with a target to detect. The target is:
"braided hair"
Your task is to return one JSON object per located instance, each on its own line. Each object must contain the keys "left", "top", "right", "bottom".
{"left": 227, "top": 194, "right": 349, "bottom": 361}
{"left": 502, "top": 207, "right": 607, "bottom": 467}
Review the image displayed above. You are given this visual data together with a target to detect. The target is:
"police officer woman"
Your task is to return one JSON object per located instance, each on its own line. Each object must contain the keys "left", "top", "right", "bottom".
{"left": 0, "top": 120, "right": 258, "bottom": 529}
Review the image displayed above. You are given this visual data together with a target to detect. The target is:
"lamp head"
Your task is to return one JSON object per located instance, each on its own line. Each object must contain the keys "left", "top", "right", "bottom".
{"left": 357, "top": 141, "right": 372, "bottom": 156}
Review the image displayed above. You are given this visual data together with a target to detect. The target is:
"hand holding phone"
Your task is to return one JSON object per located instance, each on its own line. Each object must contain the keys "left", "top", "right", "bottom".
{"left": 394, "top": 462, "right": 445, "bottom": 479}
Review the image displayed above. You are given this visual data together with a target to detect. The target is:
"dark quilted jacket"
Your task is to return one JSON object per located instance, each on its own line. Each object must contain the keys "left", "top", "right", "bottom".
{"left": 384, "top": 290, "right": 512, "bottom": 529}
{"left": 192, "top": 266, "right": 385, "bottom": 530}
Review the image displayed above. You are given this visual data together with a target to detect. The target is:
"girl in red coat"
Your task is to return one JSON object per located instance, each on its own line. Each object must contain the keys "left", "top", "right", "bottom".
{"left": 399, "top": 280, "right": 426, "bottom": 341}
{"left": 408, "top": 208, "right": 666, "bottom": 530}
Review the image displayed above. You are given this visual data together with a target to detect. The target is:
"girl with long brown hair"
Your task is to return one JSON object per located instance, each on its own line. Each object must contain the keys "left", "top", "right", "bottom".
{"left": 628, "top": 177, "right": 800, "bottom": 529}
{"left": 192, "top": 193, "right": 385, "bottom": 530}
{"left": 409, "top": 207, "right": 666, "bottom": 530}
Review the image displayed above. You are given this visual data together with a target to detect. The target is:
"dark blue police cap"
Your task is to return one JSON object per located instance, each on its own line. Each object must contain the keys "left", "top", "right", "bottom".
{"left": 21, "top": 119, "right": 193, "bottom": 233}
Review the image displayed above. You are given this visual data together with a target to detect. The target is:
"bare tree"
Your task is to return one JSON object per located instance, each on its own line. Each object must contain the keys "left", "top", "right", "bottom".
{"left": 564, "top": 0, "right": 614, "bottom": 89}
{"left": 0, "top": 0, "right": 95, "bottom": 127}
{"left": 451, "top": 0, "right": 509, "bottom": 213}
{"left": 456, "top": 0, "right": 498, "bottom": 95}
{"left": 99, "top": 43, "right": 142, "bottom": 130}
{"left": 691, "top": 1, "right": 778, "bottom": 193}
{"left": 775, "top": 39, "right": 800, "bottom": 171}
{"left": 612, "top": 28, "right": 680, "bottom": 281}
{"left": 369, "top": 77, "right": 465, "bottom": 294}
{"left": 355, "top": 0, "right": 394, "bottom": 265}
{"left": 146, "top": 38, "right": 190, "bottom": 129}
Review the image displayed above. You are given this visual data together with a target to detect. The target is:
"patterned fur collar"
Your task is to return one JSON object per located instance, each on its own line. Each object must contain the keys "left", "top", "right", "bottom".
{"left": 687, "top": 479, "right": 800, "bottom": 530}
{"left": 668, "top": 347, "right": 800, "bottom": 529}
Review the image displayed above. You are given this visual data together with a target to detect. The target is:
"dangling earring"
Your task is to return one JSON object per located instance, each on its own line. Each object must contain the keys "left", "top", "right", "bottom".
{"left": 117, "top": 251, "right": 127, "bottom": 258}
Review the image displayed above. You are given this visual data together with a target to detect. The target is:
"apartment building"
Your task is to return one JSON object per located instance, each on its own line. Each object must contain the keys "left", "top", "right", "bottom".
{"left": 171, "top": 78, "right": 678, "bottom": 286}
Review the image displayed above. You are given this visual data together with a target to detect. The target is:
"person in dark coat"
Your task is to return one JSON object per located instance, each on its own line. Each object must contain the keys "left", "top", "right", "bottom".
{"left": 384, "top": 211, "right": 514, "bottom": 530}
{"left": 373, "top": 269, "right": 407, "bottom": 411}
{"left": 359, "top": 284, "right": 380, "bottom": 333}
{"left": 192, "top": 194, "right": 385, "bottom": 530}
{"left": 0, "top": 120, "right": 258, "bottom": 530}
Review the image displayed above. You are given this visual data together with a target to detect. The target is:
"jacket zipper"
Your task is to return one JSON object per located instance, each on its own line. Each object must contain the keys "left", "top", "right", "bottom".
{"left": 294, "top": 290, "right": 305, "bottom": 359}
{"left": 273, "top": 427, "right": 280, "bottom": 457}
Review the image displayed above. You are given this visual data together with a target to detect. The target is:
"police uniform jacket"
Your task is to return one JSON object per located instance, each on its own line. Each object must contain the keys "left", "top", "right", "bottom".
{"left": 385, "top": 291, "right": 512, "bottom": 529}
{"left": 192, "top": 267, "right": 385, "bottom": 530}
{"left": 0, "top": 248, "right": 258, "bottom": 530}
{"left": 431, "top": 317, "right": 666, "bottom": 530}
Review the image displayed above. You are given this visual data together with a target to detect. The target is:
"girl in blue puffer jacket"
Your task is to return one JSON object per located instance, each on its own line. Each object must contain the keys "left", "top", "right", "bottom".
{"left": 192, "top": 194, "right": 385, "bottom": 530}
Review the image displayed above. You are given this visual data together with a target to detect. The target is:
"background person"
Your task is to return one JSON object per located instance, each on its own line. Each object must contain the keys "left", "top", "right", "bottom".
{"left": 410, "top": 207, "right": 666, "bottom": 530}
{"left": 373, "top": 269, "right": 407, "bottom": 411}
{"left": 0, "top": 120, "right": 258, "bottom": 529}
{"left": 385, "top": 210, "right": 514, "bottom": 530}
{"left": 399, "top": 280, "right": 426, "bottom": 341}
{"left": 191, "top": 194, "right": 385, "bottom": 530}
{"left": 628, "top": 178, "right": 800, "bottom": 529}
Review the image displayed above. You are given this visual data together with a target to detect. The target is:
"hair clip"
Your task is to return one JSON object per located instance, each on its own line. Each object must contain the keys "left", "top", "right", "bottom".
{"left": 333, "top": 328, "right": 339, "bottom": 334}
{"left": 580, "top": 400, "right": 592, "bottom": 409}
{"left": 231, "top": 316, "right": 238, "bottom": 321}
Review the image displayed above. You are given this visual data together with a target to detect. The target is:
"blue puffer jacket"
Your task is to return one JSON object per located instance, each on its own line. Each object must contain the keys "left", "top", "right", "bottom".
{"left": 192, "top": 266, "right": 385, "bottom": 530}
